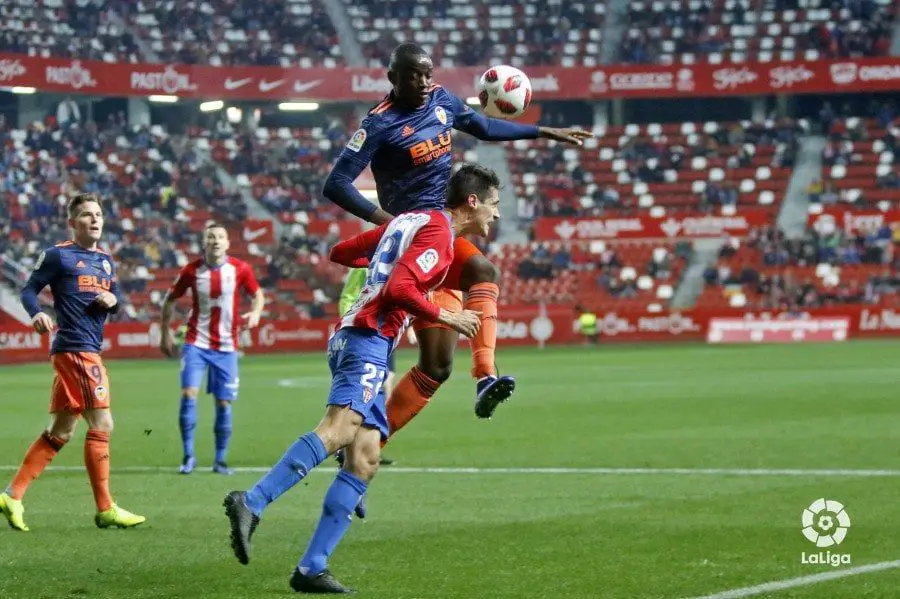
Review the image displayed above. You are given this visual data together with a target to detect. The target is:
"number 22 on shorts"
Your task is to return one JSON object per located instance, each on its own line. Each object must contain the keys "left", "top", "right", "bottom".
{"left": 360, "top": 363, "right": 386, "bottom": 404}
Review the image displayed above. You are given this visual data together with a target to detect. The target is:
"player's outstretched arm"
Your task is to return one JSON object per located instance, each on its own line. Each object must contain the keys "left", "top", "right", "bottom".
{"left": 449, "top": 91, "right": 592, "bottom": 146}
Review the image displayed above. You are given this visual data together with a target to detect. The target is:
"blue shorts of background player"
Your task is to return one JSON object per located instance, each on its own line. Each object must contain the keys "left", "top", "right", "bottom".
{"left": 177, "top": 343, "right": 241, "bottom": 475}
{"left": 224, "top": 327, "right": 392, "bottom": 592}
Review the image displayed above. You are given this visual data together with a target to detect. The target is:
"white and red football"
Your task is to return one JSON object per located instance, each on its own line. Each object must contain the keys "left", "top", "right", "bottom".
{"left": 477, "top": 65, "right": 533, "bottom": 119}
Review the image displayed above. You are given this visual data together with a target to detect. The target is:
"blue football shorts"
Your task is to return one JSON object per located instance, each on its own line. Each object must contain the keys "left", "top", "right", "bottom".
{"left": 326, "top": 328, "right": 392, "bottom": 440}
{"left": 180, "top": 343, "right": 240, "bottom": 401}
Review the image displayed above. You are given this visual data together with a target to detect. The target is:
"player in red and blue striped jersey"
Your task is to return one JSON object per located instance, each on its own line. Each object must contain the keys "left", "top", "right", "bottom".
{"left": 159, "top": 222, "right": 265, "bottom": 476}
{"left": 0, "top": 193, "right": 145, "bottom": 531}
{"left": 323, "top": 42, "right": 592, "bottom": 434}
{"left": 223, "top": 165, "right": 499, "bottom": 593}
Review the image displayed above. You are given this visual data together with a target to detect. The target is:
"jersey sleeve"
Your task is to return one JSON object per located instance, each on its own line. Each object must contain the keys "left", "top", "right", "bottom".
{"left": 20, "top": 247, "right": 60, "bottom": 318}
{"left": 328, "top": 224, "right": 389, "bottom": 268}
{"left": 382, "top": 217, "right": 452, "bottom": 322}
{"left": 446, "top": 87, "right": 541, "bottom": 141}
{"left": 322, "top": 116, "right": 391, "bottom": 221}
{"left": 168, "top": 264, "right": 195, "bottom": 299}
{"left": 239, "top": 262, "right": 261, "bottom": 295}
{"left": 337, "top": 115, "right": 388, "bottom": 168}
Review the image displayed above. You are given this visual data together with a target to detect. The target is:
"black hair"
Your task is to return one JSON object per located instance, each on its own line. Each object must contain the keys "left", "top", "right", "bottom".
{"left": 389, "top": 43, "right": 430, "bottom": 71}
{"left": 446, "top": 163, "right": 501, "bottom": 209}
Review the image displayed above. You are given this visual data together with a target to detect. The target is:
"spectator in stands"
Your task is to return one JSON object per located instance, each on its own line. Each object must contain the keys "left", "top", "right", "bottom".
{"left": 56, "top": 97, "right": 81, "bottom": 129}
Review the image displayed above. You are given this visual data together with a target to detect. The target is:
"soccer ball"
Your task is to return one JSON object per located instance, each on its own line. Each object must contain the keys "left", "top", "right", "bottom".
{"left": 477, "top": 65, "right": 533, "bottom": 119}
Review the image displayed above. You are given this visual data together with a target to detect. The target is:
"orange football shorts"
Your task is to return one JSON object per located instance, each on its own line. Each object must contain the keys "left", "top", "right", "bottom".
{"left": 49, "top": 352, "right": 111, "bottom": 414}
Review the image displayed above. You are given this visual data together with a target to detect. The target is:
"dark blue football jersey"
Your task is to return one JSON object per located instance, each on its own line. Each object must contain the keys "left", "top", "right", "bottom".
{"left": 337, "top": 85, "right": 479, "bottom": 215}
{"left": 21, "top": 241, "right": 121, "bottom": 354}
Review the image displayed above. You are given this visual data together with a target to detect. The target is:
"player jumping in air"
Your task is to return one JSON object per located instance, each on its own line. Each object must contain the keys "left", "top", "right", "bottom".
{"left": 323, "top": 43, "right": 591, "bottom": 438}
{"left": 159, "top": 222, "right": 265, "bottom": 475}
{"left": 223, "top": 164, "right": 499, "bottom": 594}
{"left": 0, "top": 193, "right": 145, "bottom": 531}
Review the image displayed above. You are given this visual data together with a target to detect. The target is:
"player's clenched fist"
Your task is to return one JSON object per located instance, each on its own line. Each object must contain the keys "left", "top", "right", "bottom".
{"left": 437, "top": 309, "right": 482, "bottom": 338}
{"left": 94, "top": 291, "right": 118, "bottom": 309}
{"left": 31, "top": 312, "right": 55, "bottom": 335}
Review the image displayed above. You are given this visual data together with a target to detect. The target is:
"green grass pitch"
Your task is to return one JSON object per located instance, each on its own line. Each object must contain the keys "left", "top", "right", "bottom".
{"left": 1, "top": 341, "right": 899, "bottom": 598}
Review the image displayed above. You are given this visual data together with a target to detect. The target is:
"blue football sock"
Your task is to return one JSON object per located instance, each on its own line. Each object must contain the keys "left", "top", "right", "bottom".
{"left": 214, "top": 403, "right": 233, "bottom": 464}
{"left": 179, "top": 397, "right": 197, "bottom": 458}
{"left": 244, "top": 432, "right": 328, "bottom": 517}
{"left": 299, "top": 470, "right": 368, "bottom": 576}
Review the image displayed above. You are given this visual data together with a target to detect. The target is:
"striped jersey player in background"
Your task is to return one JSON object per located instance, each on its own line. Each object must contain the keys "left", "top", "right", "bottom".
{"left": 223, "top": 164, "right": 499, "bottom": 594}
{"left": 159, "top": 222, "right": 265, "bottom": 475}
{"left": 0, "top": 193, "right": 145, "bottom": 531}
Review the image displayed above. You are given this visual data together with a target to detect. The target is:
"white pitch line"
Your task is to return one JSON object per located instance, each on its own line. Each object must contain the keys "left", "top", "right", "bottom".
{"left": 1, "top": 465, "right": 900, "bottom": 476}
{"left": 683, "top": 559, "right": 900, "bottom": 599}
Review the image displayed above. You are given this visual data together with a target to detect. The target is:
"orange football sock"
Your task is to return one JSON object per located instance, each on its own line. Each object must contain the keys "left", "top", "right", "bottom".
{"left": 382, "top": 366, "right": 441, "bottom": 447}
{"left": 84, "top": 430, "right": 113, "bottom": 512}
{"left": 8, "top": 432, "right": 66, "bottom": 500}
{"left": 465, "top": 282, "right": 500, "bottom": 379}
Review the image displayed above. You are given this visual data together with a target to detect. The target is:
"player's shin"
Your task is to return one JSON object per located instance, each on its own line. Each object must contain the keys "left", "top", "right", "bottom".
{"left": 84, "top": 430, "right": 112, "bottom": 512}
{"left": 214, "top": 402, "right": 232, "bottom": 464}
{"left": 383, "top": 366, "right": 440, "bottom": 445}
{"left": 243, "top": 432, "right": 328, "bottom": 517}
{"left": 179, "top": 396, "right": 197, "bottom": 459}
{"left": 7, "top": 432, "right": 67, "bottom": 500}
{"left": 465, "top": 282, "right": 500, "bottom": 379}
{"left": 298, "top": 469, "right": 368, "bottom": 576}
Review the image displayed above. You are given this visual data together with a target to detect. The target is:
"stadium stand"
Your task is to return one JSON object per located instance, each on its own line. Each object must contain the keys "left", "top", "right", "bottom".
{"left": 0, "top": 117, "right": 347, "bottom": 323}
{"left": 346, "top": 0, "right": 606, "bottom": 68}
{"left": 0, "top": 0, "right": 142, "bottom": 63}
{"left": 509, "top": 119, "right": 806, "bottom": 222}
{"left": 814, "top": 114, "right": 900, "bottom": 210}
{"left": 496, "top": 240, "right": 690, "bottom": 310}
{"left": 697, "top": 225, "right": 900, "bottom": 309}
{"left": 0, "top": 0, "right": 341, "bottom": 67}
{"left": 621, "top": 0, "right": 896, "bottom": 64}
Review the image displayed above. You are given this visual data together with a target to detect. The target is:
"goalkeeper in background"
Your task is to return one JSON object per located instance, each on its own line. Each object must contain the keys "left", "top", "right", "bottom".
{"left": 338, "top": 269, "right": 394, "bottom": 467}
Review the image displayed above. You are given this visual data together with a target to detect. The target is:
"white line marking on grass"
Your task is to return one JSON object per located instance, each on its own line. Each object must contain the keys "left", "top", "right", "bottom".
{"left": 683, "top": 559, "right": 900, "bottom": 599}
{"left": 1, "top": 466, "right": 900, "bottom": 476}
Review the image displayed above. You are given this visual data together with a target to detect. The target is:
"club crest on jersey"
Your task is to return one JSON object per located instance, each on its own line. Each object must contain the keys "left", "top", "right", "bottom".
{"left": 101, "top": 259, "right": 111, "bottom": 275}
{"left": 346, "top": 128, "right": 367, "bottom": 152}
{"left": 416, "top": 248, "right": 439, "bottom": 274}
{"left": 435, "top": 107, "right": 447, "bottom": 125}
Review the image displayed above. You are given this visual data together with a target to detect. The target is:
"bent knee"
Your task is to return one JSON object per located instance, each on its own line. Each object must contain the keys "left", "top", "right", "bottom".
{"left": 182, "top": 388, "right": 199, "bottom": 400}
{"left": 419, "top": 362, "right": 452, "bottom": 384}
{"left": 49, "top": 428, "right": 75, "bottom": 444}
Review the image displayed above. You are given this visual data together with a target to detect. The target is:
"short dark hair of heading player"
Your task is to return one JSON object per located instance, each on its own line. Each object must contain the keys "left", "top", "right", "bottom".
{"left": 446, "top": 164, "right": 500, "bottom": 209}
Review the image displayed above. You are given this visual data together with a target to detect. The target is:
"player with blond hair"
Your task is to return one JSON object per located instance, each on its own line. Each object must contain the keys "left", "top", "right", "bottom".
{"left": 0, "top": 193, "right": 145, "bottom": 531}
